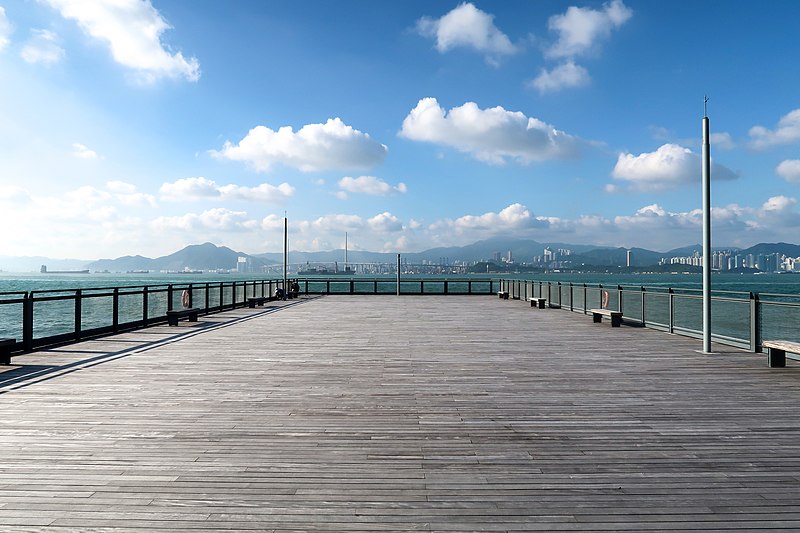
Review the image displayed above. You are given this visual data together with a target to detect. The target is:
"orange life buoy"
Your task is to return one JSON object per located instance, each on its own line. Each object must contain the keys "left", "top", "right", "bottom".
{"left": 181, "top": 289, "right": 190, "bottom": 308}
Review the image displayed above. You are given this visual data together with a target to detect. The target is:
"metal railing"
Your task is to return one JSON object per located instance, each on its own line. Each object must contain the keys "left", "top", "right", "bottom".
{"left": 498, "top": 278, "right": 800, "bottom": 352}
{"left": 0, "top": 279, "right": 286, "bottom": 355}
{"left": 0, "top": 277, "right": 496, "bottom": 356}
{"left": 295, "top": 277, "right": 495, "bottom": 296}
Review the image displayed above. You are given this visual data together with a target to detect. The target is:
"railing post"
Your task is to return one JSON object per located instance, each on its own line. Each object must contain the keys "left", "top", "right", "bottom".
{"left": 142, "top": 286, "right": 149, "bottom": 326}
{"left": 113, "top": 288, "right": 119, "bottom": 333}
{"left": 420, "top": 280, "right": 424, "bottom": 294}
{"left": 444, "top": 280, "right": 449, "bottom": 295}
{"left": 167, "top": 284, "right": 174, "bottom": 312}
{"left": 489, "top": 280, "right": 493, "bottom": 293}
{"left": 468, "top": 280, "right": 473, "bottom": 294}
{"left": 326, "top": 280, "right": 330, "bottom": 294}
{"left": 219, "top": 283, "right": 224, "bottom": 312}
{"left": 669, "top": 288, "right": 675, "bottom": 334}
{"left": 641, "top": 287, "right": 646, "bottom": 326}
{"left": 350, "top": 280, "right": 355, "bottom": 294}
{"left": 188, "top": 283, "right": 193, "bottom": 308}
{"left": 583, "top": 284, "right": 587, "bottom": 314}
{"left": 74, "top": 289, "right": 82, "bottom": 341}
{"left": 750, "top": 292, "right": 761, "bottom": 352}
{"left": 569, "top": 283, "right": 573, "bottom": 312}
{"left": 618, "top": 285, "right": 623, "bottom": 314}
{"left": 205, "top": 283, "right": 210, "bottom": 313}
{"left": 23, "top": 292, "right": 33, "bottom": 351}
{"left": 373, "top": 280, "right": 378, "bottom": 294}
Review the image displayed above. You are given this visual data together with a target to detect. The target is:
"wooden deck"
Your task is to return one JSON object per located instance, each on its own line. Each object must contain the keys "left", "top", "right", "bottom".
{"left": 2, "top": 295, "right": 800, "bottom": 531}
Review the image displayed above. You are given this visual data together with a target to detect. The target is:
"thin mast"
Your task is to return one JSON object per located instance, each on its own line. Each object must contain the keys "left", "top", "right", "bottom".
{"left": 702, "top": 97, "right": 712, "bottom": 353}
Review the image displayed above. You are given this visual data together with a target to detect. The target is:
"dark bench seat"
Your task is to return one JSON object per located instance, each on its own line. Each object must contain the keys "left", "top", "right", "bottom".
{"left": 498, "top": 291, "right": 509, "bottom": 300}
{"left": 590, "top": 308, "right": 623, "bottom": 327}
{"left": 764, "top": 340, "right": 800, "bottom": 367}
{"left": 248, "top": 296, "right": 271, "bottom": 308}
{"left": 0, "top": 338, "right": 16, "bottom": 365}
{"left": 528, "top": 297, "right": 547, "bottom": 309}
{"left": 166, "top": 308, "right": 200, "bottom": 326}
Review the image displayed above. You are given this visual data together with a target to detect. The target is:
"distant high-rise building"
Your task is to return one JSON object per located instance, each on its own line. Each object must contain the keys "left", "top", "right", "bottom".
{"left": 237, "top": 256, "right": 249, "bottom": 273}
{"left": 506, "top": 250, "right": 513, "bottom": 263}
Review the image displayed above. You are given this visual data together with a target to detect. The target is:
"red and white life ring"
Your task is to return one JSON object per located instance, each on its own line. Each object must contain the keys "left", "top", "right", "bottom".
{"left": 181, "top": 289, "right": 190, "bottom": 308}
{"left": 601, "top": 290, "right": 609, "bottom": 309}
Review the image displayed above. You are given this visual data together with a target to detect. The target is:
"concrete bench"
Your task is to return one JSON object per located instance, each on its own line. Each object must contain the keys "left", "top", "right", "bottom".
{"left": 528, "top": 297, "right": 547, "bottom": 309}
{"left": 0, "top": 338, "right": 16, "bottom": 365}
{"left": 590, "top": 308, "right": 623, "bottom": 327}
{"left": 166, "top": 308, "right": 200, "bottom": 326}
{"left": 763, "top": 340, "right": 800, "bottom": 368}
{"left": 248, "top": 296, "right": 270, "bottom": 308}
{"left": 498, "top": 291, "right": 509, "bottom": 300}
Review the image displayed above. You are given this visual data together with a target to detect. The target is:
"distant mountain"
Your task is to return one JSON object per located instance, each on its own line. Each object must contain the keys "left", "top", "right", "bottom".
{"left": 257, "top": 236, "right": 607, "bottom": 265}
{"left": 740, "top": 242, "right": 800, "bottom": 257}
{"left": 9, "top": 239, "right": 800, "bottom": 274}
{"left": 87, "top": 243, "right": 277, "bottom": 272}
{"left": 570, "top": 247, "right": 663, "bottom": 267}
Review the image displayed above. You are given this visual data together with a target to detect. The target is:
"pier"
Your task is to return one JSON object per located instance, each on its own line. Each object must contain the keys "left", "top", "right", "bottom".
{"left": 2, "top": 295, "right": 800, "bottom": 530}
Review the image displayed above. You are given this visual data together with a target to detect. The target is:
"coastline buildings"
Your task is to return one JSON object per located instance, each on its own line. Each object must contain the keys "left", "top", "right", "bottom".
{"left": 660, "top": 251, "right": 800, "bottom": 272}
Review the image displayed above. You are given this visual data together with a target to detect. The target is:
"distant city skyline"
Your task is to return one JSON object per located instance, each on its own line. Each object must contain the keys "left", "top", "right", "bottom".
{"left": 2, "top": 1, "right": 800, "bottom": 259}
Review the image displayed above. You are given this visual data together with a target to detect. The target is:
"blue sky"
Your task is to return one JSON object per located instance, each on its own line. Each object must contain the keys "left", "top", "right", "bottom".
{"left": 1, "top": 0, "right": 800, "bottom": 259}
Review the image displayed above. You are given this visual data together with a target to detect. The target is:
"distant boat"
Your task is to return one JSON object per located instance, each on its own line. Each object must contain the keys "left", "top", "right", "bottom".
{"left": 40, "top": 265, "right": 89, "bottom": 274}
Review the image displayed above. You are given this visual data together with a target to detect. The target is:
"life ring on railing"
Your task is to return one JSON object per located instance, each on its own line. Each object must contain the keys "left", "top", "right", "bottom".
{"left": 601, "top": 290, "right": 609, "bottom": 309}
{"left": 181, "top": 289, "right": 190, "bottom": 308}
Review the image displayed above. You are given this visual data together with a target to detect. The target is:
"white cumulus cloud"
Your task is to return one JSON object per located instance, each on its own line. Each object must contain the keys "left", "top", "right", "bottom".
{"left": 153, "top": 208, "right": 256, "bottom": 232}
{"left": 529, "top": 61, "right": 590, "bottom": 94}
{"left": 338, "top": 176, "right": 407, "bottom": 196}
{"left": 429, "top": 204, "right": 549, "bottom": 239}
{"left": 777, "top": 160, "right": 800, "bottom": 183}
{"left": 213, "top": 118, "right": 387, "bottom": 173}
{"left": 749, "top": 109, "right": 800, "bottom": 149}
{"left": 44, "top": 0, "right": 199, "bottom": 83}
{"left": 546, "top": 0, "right": 632, "bottom": 59}
{"left": 368, "top": 212, "right": 403, "bottom": 233}
{"left": 312, "top": 213, "right": 365, "bottom": 232}
{"left": 400, "top": 97, "right": 579, "bottom": 164}
{"left": 160, "top": 177, "right": 294, "bottom": 204}
{"left": 611, "top": 143, "right": 737, "bottom": 192}
{"left": 72, "top": 142, "right": 98, "bottom": 159}
{"left": 105, "top": 180, "right": 156, "bottom": 207}
{"left": 20, "top": 29, "right": 65, "bottom": 65}
{"left": 0, "top": 7, "right": 11, "bottom": 51}
{"left": 416, "top": 2, "right": 516, "bottom": 60}
{"left": 710, "top": 132, "right": 735, "bottom": 150}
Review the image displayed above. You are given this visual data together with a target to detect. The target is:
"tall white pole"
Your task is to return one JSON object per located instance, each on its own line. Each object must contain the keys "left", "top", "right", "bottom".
{"left": 396, "top": 254, "right": 401, "bottom": 296}
{"left": 283, "top": 216, "right": 288, "bottom": 301}
{"left": 702, "top": 100, "right": 712, "bottom": 353}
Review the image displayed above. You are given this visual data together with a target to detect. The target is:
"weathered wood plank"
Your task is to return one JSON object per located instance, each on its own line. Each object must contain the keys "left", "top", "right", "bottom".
{"left": 1, "top": 295, "right": 800, "bottom": 530}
